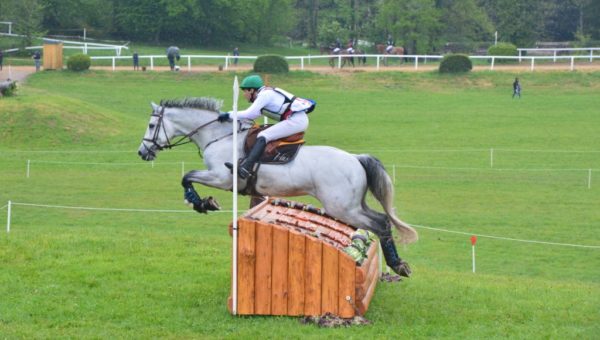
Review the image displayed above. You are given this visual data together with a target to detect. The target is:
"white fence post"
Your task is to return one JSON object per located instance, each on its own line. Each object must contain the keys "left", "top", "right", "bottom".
{"left": 518, "top": 50, "right": 522, "bottom": 63}
{"left": 225, "top": 56, "right": 229, "bottom": 70}
{"left": 376, "top": 56, "right": 380, "bottom": 70}
{"left": 414, "top": 56, "right": 418, "bottom": 70}
{"left": 571, "top": 57, "right": 575, "bottom": 71}
{"left": 150, "top": 56, "right": 154, "bottom": 70}
{"left": 490, "top": 57, "right": 495, "bottom": 71}
{"left": 590, "top": 50, "right": 593, "bottom": 63}
{"left": 300, "top": 57, "right": 304, "bottom": 70}
{"left": 553, "top": 51, "right": 557, "bottom": 63}
{"left": 187, "top": 56, "right": 191, "bottom": 71}
{"left": 27, "top": 160, "right": 30, "bottom": 178}
{"left": 530, "top": 58, "right": 535, "bottom": 71}
{"left": 112, "top": 57, "right": 116, "bottom": 71}
{"left": 6, "top": 200, "right": 11, "bottom": 233}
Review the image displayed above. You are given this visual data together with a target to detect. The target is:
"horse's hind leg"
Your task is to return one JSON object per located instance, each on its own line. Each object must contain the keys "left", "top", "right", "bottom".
{"left": 323, "top": 201, "right": 411, "bottom": 277}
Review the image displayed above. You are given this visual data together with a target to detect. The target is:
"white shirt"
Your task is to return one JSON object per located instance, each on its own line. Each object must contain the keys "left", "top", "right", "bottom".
{"left": 236, "top": 87, "right": 287, "bottom": 121}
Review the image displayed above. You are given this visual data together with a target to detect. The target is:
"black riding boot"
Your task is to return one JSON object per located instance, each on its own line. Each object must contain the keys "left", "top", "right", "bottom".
{"left": 380, "top": 236, "right": 412, "bottom": 277}
{"left": 225, "top": 137, "right": 267, "bottom": 179}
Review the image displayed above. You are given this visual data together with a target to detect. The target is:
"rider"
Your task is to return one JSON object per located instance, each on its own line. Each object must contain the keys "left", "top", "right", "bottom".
{"left": 218, "top": 75, "right": 315, "bottom": 179}
{"left": 332, "top": 38, "right": 342, "bottom": 54}
{"left": 386, "top": 34, "right": 394, "bottom": 54}
{"left": 346, "top": 39, "right": 355, "bottom": 54}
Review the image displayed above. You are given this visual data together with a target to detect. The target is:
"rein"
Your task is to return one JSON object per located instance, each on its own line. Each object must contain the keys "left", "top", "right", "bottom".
{"left": 142, "top": 106, "right": 251, "bottom": 153}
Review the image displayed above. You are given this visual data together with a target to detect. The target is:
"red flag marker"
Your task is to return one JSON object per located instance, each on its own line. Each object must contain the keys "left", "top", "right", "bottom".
{"left": 471, "top": 235, "right": 477, "bottom": 246}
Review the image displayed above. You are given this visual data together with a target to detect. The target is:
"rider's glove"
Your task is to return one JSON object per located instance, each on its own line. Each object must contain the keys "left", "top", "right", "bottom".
{"left": 217, "top": 112, "right": 230, "bottom": 122}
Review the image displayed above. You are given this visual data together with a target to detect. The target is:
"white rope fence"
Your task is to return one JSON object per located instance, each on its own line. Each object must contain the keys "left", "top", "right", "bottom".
{"left": 2, "top": 201, "right": 599, "bottom": 250}
{"left": 25, "top": 159, "right": 191, "bottom": 178}
{"left": 388, "top": 164, "right": 594, "bottom": 188}
{"left": 20, "top": 156, "right": 597, "bottom": 189}
{"left": 411, "top": 224, "right": 600, "bottom": 249}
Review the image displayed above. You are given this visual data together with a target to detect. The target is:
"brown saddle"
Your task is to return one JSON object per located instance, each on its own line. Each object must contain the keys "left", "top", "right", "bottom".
{"left": 245, "top": 125, "right": 305, "bottom": 164}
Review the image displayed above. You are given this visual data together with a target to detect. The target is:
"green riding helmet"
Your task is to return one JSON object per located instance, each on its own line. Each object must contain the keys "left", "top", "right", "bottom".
{"left": 240, "top": 75, "right": 264, "bottom": 89}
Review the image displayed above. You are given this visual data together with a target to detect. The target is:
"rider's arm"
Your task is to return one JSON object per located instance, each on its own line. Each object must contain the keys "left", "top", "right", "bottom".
{"left": 237, "top": 90, "right": 273, "bottom": 120}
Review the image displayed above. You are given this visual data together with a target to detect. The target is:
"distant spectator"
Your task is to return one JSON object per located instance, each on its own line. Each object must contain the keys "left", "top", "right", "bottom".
{"left": 512, "top": 77, "right": 521, "bottom": 99}
{"left": 233, "top": 47, "right": 239, "bottom": 65}
{"left": 33, "top": 50, "right": 41, "bottom": 72}
{"left": 166, "top": 46, "right": 180, "bottom": 71}
{"left": 0, "top": 49, "right": 3, "bottom": 71}
{"left": 133, "top": 51, "right": 139, "bottom": 70}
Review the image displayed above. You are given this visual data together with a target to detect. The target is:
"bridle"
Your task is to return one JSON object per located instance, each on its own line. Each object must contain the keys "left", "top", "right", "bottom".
{"left": 141, "top": 105, "right": 251, "bottom": 155}
{"left": 142, "top": 106, "right": 218, "bottom": 154}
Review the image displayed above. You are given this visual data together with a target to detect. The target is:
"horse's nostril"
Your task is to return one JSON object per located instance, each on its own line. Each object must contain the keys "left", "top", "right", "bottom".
{"left": 138, "top": 150, "right": 142, "bottom": 156}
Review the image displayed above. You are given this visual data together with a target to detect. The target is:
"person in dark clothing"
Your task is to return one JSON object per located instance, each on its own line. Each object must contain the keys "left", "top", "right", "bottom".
{"left": 512, "top": 77, "right": 521, "bottom": 98}
{"left": 166, "top": 46, "right": 180, "bottom": 71}
{"left": 233, "top": 47, "right": 239, "bottom": 65}
{"left": 133, "top": 51, "right": 139, "bottom": 70}
{"left": 33, "top": 50, "right": 41, "bottom": 71}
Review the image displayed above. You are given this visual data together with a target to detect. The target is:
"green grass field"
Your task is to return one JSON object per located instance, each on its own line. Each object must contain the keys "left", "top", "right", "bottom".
{"left": 1, "top": 70, "right": 599, "bottom": 338}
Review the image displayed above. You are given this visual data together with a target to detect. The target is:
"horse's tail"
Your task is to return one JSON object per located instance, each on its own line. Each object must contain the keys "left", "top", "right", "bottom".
{"left": 356, "top": 154, "right": 418, "bottom": 244}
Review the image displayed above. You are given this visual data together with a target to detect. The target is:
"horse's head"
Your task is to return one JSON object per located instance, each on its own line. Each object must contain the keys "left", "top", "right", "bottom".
{"left": 138, "top": 97, "right": 225, "bottom": 161}
{"left": 138, "top": 102, "right": 171, "bottom": 161}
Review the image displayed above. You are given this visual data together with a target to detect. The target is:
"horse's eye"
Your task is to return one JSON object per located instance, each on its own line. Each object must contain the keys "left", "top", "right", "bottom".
{"left": 149, "top": 124, "right": 155, "bottom": 129}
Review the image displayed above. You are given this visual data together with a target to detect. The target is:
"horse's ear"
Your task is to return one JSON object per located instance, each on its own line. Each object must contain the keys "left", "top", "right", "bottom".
{"left": 151, "top": 102, "right": 159, "bottom": 111}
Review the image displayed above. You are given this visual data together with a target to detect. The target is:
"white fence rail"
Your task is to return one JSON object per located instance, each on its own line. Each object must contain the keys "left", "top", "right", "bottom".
{"left": 90, "top": 53, "right": 600, "bottom": 72}
{"left": 518, "top": 47, "right": 600, "bottom": 62}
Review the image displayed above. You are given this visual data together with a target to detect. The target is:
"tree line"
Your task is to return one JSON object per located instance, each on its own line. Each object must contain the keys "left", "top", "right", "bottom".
{"left": 2, "top": 0, "right": 599, "bottom": 53}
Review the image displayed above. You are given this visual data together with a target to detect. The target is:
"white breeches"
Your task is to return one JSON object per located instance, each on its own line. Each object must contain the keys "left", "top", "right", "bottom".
{"left": 258, "top": 111, "right": 309, "bottom": 142}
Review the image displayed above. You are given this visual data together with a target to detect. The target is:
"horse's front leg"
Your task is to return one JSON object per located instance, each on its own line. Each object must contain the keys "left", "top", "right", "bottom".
{"left": 181, "top": 169, "right": 231, "bottom": 214}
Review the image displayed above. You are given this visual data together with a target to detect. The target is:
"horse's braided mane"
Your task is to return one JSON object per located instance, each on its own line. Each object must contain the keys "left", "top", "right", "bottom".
{"left": 160, "top": 97, "right": 223, "bottom": 112}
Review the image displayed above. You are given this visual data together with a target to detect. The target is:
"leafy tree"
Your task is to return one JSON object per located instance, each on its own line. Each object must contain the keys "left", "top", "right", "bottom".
{"left": 377, "top": 0, "right": 442, "bottom": 54}
{"left": 41, "top": 0, "right": 115, "bottom": 38}
{"left": 478, "top": 0, "right": 544, "bottom": 47}
{"left": 3, "top": 0, "right": 46, "bottom": 46}
{"left": 436, "top": 0, "right": 493, "bottom": 43}
{"left": 114, "top": 0, "right": 167, "bottom": 43}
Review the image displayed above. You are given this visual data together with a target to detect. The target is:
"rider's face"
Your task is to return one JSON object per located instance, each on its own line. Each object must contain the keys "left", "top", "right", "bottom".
{"left": 242, "top": 88, "right": 254, "bottom": 102}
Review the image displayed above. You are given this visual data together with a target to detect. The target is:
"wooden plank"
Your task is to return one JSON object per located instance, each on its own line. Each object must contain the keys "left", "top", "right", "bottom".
{"left": 237, "top": 219, "right": 256, "bottom": 314}
{"left": 357, "top": 263, "right": 379, "bottom": 316}
{"left": 254, "top": 221, "right": 273, "bottom": 315}
{"left": 304, "top": 236, "right": 322, "bottom": 316}
{"left": 321, "top": 245, "right": 339, "bottom": 315}
{"left": 338, "top": 253, "right": 356, "bottom": 318}
{"left": 287, "top": 230, "right": 306, "bottom": 315}
{"left": 271, "top": 225, "right": 289, "bottom": 315}
{"left": 356, "top": 255, "right": 379, "bottom": 299}
{"left": 357, "top": 245, "right": 380, "bottom": 299}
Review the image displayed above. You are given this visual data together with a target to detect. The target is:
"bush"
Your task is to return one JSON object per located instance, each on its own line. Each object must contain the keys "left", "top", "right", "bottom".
{"left": 253, "top": 55, "right": 289, "bottom": 73}
{"left": 67, "top": 54, "right": 91, "bottom": 71}
{"left": 439, "top": 54, "right": 472, "bottom": 73}
{"left": 487, "top": 43, "right": 518, "bottom": 64}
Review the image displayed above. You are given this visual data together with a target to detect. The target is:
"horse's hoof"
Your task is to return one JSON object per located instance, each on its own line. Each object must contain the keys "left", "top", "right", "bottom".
{"left": 391, "top": 261, "right": 412, "bottom": 278}
{"left": 192, "top": 203, "right": 208, "bottom": 214}
{"left": 205, "top": 197, "right": 221, "bottom": 211}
